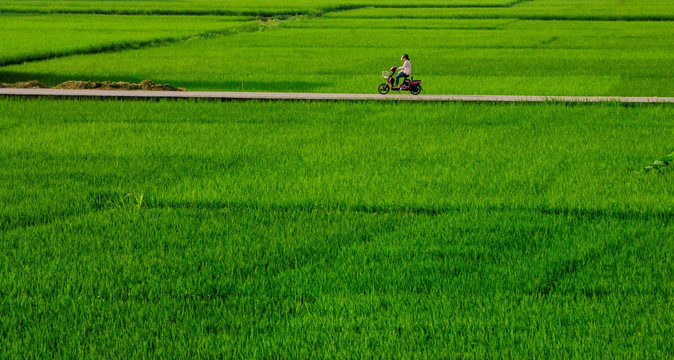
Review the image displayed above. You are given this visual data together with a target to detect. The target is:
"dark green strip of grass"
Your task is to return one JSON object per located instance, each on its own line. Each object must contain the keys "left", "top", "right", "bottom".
{"left": 0, "top": 7, "right": 319, "bottom": 17}
{"left": 340, "top": 10, "right": 674, "bottom": 21}
{"left": 0, "top": 1, "right": 529, "bottom": 17}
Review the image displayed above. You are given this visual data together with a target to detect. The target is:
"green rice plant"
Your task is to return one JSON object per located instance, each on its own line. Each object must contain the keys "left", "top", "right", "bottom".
{"left": 125, "top": 193, "right": 145, "bottom": 209}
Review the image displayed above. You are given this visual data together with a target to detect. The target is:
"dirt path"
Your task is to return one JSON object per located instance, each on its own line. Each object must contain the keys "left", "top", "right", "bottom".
{"left": 1, "top": 88, "right": 673, "bottom": 103}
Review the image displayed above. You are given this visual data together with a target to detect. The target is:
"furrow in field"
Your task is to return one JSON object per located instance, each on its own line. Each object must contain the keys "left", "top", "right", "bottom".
{"left": 0, "top": 209, "right": 100, "bottom": 233}
{"left": 5, "top": 193, "right": 674, "bottom": 233}
{"left": 142, "top": 198, "right": 674, "bottom": 222}
{"left": 6, "top": 197, "right": 671, "bottom": 247}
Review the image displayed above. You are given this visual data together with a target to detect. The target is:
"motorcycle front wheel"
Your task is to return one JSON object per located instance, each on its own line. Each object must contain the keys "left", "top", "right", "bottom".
{"left": 378, "top": 83, "right": 390, "bottom": 95}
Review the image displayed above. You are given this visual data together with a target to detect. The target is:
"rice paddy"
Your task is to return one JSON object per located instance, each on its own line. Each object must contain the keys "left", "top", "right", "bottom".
{"left": 1, "top": 0, "right": 672, "bottom": 358}
{"left": 3, "top": 16, "right": 673, "bottom": 95}
{"left": 0, "top": 14, "right": 255, "bottom": 66}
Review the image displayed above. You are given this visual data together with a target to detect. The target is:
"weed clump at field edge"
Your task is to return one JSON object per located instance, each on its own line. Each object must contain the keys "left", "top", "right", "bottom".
{"left": 645, "top": 151, "right": 674, "bottom": 172}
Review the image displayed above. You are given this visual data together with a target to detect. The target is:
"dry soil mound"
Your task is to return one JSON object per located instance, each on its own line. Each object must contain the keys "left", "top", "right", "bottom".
{"left": 0, "top": 80, "right": 48, "bottom": 89}
{"left": 54, "top": 80, "right": 184, "bottom": 91}
{"left": 0, "top": 79, "right": 184, "bottom": 91}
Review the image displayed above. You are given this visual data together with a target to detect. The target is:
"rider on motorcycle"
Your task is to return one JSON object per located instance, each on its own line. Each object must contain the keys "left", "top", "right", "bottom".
{"left": 395, "top": 54, "right": 411, "bottom": 87}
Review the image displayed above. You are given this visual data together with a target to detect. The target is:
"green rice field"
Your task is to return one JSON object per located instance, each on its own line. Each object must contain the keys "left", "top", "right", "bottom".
{"left": 1, "top": 0, "right": 673, "bottom": 358}
{"left": 0, "top": 14, "right": 255, "bottom": 66}
{"left": 3, "top": 13, "right": 673, "bottom": 95}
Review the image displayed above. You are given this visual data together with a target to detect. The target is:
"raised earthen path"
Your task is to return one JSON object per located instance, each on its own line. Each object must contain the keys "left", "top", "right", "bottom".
{"left": 1, "top": 88, "right": 673, "bottom": 103}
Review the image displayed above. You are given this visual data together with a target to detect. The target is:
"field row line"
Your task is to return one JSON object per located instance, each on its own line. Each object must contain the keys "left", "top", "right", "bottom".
{"left": 4, "top": 10, "right": 673, "bottom": 22}
{"left": 333, "top": 13, "right": 674, "bottom": 21}
{"left": 3, "top": 4, "right": 673, "bottom": 21}
{"left": 2, "top": 88, "right": 674, "bottom": 104}
{"left": 0, "top": 1, "right": 530, "bottom": 17}
{"left": 6, "top": 192, "right": 669, "bottom": 233}
{"left": 0, "top": 7, "right": 309, "bottom": 17}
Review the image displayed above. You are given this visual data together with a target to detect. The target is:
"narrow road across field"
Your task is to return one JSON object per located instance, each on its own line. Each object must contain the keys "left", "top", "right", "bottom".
{"left": 1, "top": 88, "right": 673, "bottom": 103}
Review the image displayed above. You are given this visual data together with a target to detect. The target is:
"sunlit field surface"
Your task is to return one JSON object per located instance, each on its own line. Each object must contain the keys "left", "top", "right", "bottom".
{"left": 1, "top": 98, "right": 673, "bottom": 357}
{"left": 3, "top": 0, "right": 674, "bottom": 96}
{"left": 0, "top": 14, "right": 255, "bottom": 66}
{"left": 1, "top": 0, "right": 673, "bottom": 358}
{"left": 4, "top": 17, "right": 673, "bottom": 96}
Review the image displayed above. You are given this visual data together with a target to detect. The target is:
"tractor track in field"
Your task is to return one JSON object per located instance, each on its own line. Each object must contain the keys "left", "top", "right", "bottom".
{"left": 1, "top": 88, "right": 673, "bottom": 104}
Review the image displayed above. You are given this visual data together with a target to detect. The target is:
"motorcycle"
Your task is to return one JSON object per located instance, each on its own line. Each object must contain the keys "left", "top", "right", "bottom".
{"left": 378, "top": 66, "right": 422, "bottom": 95}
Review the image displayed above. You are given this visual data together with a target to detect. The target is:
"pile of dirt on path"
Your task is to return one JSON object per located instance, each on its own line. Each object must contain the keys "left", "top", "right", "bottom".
{"left": 54, "top": 80, "right": 185, "bottom": 91}
{"left": 0, "top": 80, "right": 48, "bottom": 89}
{"left": 0, "top": 79, "right": 184, "bottom": 91}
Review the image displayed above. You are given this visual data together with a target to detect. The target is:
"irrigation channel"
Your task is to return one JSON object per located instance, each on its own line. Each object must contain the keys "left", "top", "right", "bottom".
{"left": 2, "top": 88, "right": 674, "bottom": 103}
